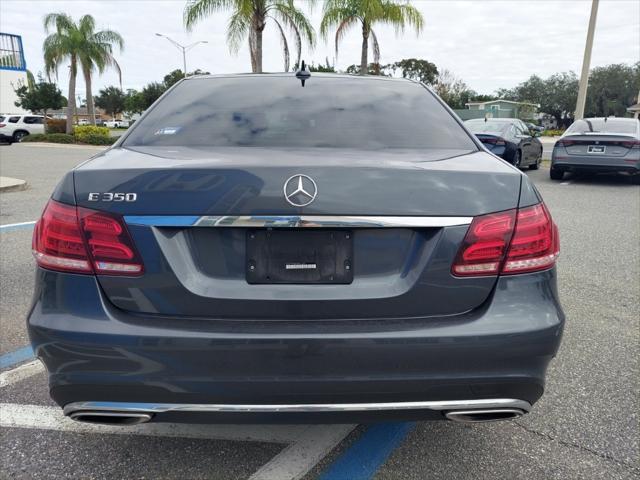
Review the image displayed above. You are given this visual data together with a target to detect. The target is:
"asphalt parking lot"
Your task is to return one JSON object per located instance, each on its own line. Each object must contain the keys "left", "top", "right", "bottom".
{"left": 1, "top": 143, "right": 638, "bottom": 479}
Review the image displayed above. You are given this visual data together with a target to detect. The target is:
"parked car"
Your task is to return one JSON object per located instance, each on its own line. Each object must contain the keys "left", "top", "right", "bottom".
{"left": 0, "top": 114, "right": 45, "bottom": 143}
{"left": 550, "top": 117, "right": 640, "bottom": 181}
{"left": 465, "top": 118, "right": 543, "bottom": 169}
{"left": 77, "top": 119, "right": 90, "bottom": 126}
{"left": 105, "top": 119, "right": 130, "bottom": 128}
{"left": 28, "top": 73, "right": 563, "bottom": 426}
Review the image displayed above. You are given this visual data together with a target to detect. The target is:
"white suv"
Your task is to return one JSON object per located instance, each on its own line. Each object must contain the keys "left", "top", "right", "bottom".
{"left": 0, "top": 114, "right": 46, "bottom": 144}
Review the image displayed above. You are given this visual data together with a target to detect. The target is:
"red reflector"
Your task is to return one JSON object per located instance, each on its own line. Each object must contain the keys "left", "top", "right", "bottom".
{"left": 452, "top": 203, "right": 559, "bottom": 277}
{"left": 32, "top": 200, "right": 143, "bottom": 276}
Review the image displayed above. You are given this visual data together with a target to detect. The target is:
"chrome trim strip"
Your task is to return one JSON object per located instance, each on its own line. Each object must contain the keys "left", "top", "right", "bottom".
{"left": 64, "top": 398, "right": 531, "bottom": 416}
{"left": 124, "top": 215, "right": 473, "bottom": 228}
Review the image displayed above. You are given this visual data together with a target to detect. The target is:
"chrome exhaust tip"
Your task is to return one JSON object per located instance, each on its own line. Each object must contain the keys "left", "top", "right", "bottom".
{"left": 68, "top": 411, "right": 152, "bottom": 425}
{"left": 445, "top": 408, "right": 525, "bottom": 423}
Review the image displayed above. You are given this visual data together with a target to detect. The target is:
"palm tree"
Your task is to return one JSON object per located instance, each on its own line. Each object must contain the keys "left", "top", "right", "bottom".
{"left": 320, "top": 0, "right": 423, "bottom": 75}
{"left": 43, "top": 13, "right": 124, "bottom": 133}
{"left": 184, "top": 0, "right": 315, "bottom": 73}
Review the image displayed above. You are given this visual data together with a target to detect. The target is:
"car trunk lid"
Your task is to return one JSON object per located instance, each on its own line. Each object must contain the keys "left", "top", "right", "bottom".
{"left": 73, "top": 146, "right": 522, "bottom": 319}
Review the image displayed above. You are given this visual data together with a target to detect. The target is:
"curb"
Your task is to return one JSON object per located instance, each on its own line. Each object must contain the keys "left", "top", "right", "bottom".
{"left": 14, "top": 142, "right": 108, "bottom": 151}
{"left": 0, "top": 177, "right": 28, "bottom": 193}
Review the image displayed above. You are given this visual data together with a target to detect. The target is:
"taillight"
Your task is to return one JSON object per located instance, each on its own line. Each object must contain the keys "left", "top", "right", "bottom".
{"left": 502, "top": 204, "right": 559, "bottom": 274}
{"left": 620, "top": 139, "right": 640, "bottom": 149}
{"left": 556, "top": 139, "right": 577, "bottom": 147}
{"left": 0, "top": 123, "right": 6, "bottom": 128}
{"left": 32, "top": 200, "right": 144, "bottom": 275}
{"left": 452, "top": 210, "right": 516, "bottom": 275}
{"left": 452, "top": 203, "right": 559, "bottom": 276}
{"left": 480, "top": 136, "right": 507, "bottom": 146}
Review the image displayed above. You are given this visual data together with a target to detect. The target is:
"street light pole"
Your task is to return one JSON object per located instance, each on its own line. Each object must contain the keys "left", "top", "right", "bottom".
{"left": 574, "top": 0, "right": 599, "bottom": 120}
{"left": 155, "top": 33, "right": 208, "bottom": 77}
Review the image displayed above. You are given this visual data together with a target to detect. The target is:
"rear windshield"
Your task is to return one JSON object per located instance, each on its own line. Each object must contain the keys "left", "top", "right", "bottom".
{"left": 124, "top": 76, "right": 477, "bottom": 150}
{"left": 566, "top": 119, "right": 639, "bottom": 135}
{"left": 465, "top": 120, "right": 509, "bottom": 134}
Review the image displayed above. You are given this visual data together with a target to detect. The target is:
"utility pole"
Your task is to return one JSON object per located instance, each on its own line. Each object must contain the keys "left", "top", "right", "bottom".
{"left": 155, "top": 34, "right": 208, "bottom": 77}
{"left": 575, "top": 0, "right": 599, "bottom": 120}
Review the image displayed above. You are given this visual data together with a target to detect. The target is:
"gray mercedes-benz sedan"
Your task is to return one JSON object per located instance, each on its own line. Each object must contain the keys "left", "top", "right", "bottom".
{"left": 550, "top": 117, "right": 640, "bottom": 181}
{"left": 28, "top": 73, "right": 563, "bottom": 426}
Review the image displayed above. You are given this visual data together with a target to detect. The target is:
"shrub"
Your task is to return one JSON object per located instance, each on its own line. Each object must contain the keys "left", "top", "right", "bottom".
{"left": 21, "top": 133, "right": 75, "bottom": 144}
{"left": 74, "top": 125, "right": 110, "bottom": 142}
{"left": 45, "top": 119, "right": 66, "bottom": 134}
{"left": 542, "top": 129, "right": 565, "bottom": 137}
{"left": 77, "top": 134, "right": 117, "bottom": 145}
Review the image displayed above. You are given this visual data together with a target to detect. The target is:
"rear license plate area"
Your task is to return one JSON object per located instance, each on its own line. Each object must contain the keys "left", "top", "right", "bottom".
{"left": 246, "top": 230, "right": 353, "bottom": 284}
{"left": 588, "top": 145, "right": 606, "bottom": 154}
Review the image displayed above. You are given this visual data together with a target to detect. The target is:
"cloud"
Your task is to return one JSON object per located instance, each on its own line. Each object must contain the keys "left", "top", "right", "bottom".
{"left": 1, "top": 0, "right": 638, "bottom": 97}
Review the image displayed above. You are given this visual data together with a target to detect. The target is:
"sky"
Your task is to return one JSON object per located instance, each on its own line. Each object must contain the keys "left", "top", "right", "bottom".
{"left": 1, "top": 0, "right": 638, "bottom": 99}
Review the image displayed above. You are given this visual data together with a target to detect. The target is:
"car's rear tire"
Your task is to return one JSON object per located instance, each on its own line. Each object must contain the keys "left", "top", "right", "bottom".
{"left": 12, "top": 130, "right": 28, "bottom": 142}
{"left": 550, "top": 167, "right": 564, "bottom": 180}
{"left": 513, "top": 150, "right": 522, "bottom": 169}
{"left": 529, "top": 154, "right": 541, "bottom": 170}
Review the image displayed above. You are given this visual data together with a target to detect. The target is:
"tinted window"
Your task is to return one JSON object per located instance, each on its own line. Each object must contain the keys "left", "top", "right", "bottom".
{"left": 8, "top": 116, "right": 20, "bottom": 123}
{"left": 125, "top": 76, "right": 477, "bottom": 150}
{"left": 466, "top": 120, "right": 509, "bottom": 134}
{"left": 23, "top": 116, "right": 43, "bottom": 124}
{"left": 566, "top": 119, "right": 639, "bottom": 135}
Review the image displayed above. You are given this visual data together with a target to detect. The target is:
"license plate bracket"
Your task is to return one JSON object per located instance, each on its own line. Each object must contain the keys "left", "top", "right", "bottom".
{"left": 246, "top": 230, "right": 353, "bottom": 284}
{"left": 587, "top": 145, "right": 606, "bottom": 154}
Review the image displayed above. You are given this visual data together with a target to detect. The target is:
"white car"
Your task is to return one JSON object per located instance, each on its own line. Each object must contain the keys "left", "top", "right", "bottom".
{"left": 0, "top": 114, "right": 45, "bottom": 143}
{"left": 104, "top": 119, "right": 130, "bottom": 128}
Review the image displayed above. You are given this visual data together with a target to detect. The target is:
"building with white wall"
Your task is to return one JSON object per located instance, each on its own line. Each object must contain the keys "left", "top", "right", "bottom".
{"left": 0, "top": 33, "right": 29, "bottom": 114}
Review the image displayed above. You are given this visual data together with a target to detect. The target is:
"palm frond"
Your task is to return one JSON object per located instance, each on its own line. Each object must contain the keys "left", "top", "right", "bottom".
{"left": 184, "top": 0, "right": 238, "bottom": 30}
{"left": 226, "top": 7, "right": 252, "bottom": 54}
{"left": 78, "top": 15, "right": 96, "bottom": 36}
{"left": 320, "top": 6, "right": 358, "bottom": 38}
{"left": 269, "top": 1, "right": 315, "bottom": 47}
{"left": 43, "top": 12, "right": 74, "bottom": 33}
{"left": 369, "top": 27, "right": 380, "bottom": 65}
{"left": 333, "top": 16, "right": 357, "bottom": 58}
{"left": 269, "top": 16, "right": 290, "bottom": 72}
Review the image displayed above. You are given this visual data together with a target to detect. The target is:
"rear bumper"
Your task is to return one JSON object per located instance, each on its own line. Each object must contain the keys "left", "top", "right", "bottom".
{"left": 0, "top": 133, "right": 13, "bottom": 143}
{"left": 28, "top": 267, "right": 564, "bottom": 423}
{"left": 552, "top": 154, "right": 640, "bottom": 174}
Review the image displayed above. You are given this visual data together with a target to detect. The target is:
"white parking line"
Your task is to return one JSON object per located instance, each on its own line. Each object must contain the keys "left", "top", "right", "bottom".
{"left": 0, "top": 403, "right": 309, "bottom": 444}
{"left": 250, "top": 424, "right": 354, "bottom": 480}
{"left": 560, "top": 181, "right": 572, "bottom": 185}
{"left": 0, "top": 360, "right": 356, "bottom": 480}
{"left": 0, "top": 220, "right": 36, "bottom": 230}
{"left": 0, "top": 360, "right": 43, "bottom": 387}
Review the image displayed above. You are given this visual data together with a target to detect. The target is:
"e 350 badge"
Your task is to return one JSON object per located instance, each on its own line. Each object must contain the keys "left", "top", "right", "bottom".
{"left": 88, "top": 192, "right": 137, "bottom": 202}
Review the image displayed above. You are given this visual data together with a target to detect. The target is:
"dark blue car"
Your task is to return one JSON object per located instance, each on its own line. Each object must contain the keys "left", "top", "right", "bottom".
{"left": 28, "top": 74, "right": 563, "bottom": 426}
{"left": 465, "top": 118, "right": 544, "bottom": 169}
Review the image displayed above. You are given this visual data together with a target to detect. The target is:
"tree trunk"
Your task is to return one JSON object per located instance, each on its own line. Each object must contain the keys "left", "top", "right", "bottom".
{"left": 83, "top": 66, "right": 96, "bottom": 126}
{"left": 66, "top": 57, "right": 77, "bottom": 135}
{"left": 255, "top": 28, "right": 263, "bottom": 73}
{"left": 360, "top": 23, "right": 370, "bottom": 75}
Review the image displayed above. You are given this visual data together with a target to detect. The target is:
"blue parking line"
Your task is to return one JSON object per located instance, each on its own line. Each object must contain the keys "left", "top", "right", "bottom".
{"left": 318, "top": 422, "right": 415, "bottom": 480}
{"left": 0, "top": 345, "right": 35, "bottom": 368}
{"left": 0, "top": 221, "right": 36, "bottom": 232}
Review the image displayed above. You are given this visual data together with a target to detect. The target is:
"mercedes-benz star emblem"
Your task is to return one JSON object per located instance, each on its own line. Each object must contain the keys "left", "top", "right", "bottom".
{"left": 283, "top": 174, "right": 318, "bottom": 207}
